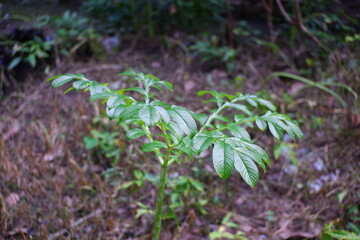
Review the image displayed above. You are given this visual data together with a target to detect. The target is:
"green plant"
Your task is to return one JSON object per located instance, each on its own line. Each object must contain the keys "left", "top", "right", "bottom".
{"left": 233, "top": 20, "right": 262, "bottom": 46}
{"left": 114, "top": 170, "right": 147, "bottom": 192}
{"left": 321, "top": 223, "right": 360, "bottom": 240}
{"left": 190, "top": 38, "right": 238, "bottom": 73}
{"left": 274, "top": 142, "right": 299, "bottom": 167}
{"left": 38, "top": 11, "right": 99, "bottom": 56}
{"left": 80, "top": 0, "right": 226, "bottom": 35}
{"left": 165, "top": 175, "right": 207, "bottom": 223}
{"left": 209, "top": 212, "right": 250, "bottom": 240}
{"left": 47, "top": 70, "right": 302, "bottom": 239}
{"left": 7, "top": 36, "right": 53, "bottom": 70}
{"left": 269, "top": 72, "right": 358, "bottom": 109}
{"left": 83, "top": 129, "right": 123, "bottom": 166}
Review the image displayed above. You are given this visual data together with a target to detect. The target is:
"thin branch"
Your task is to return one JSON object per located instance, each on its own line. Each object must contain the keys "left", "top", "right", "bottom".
{"left": 262, "top": 0, "right": 275, "bottom": 41}
{"left": 294, "top": 0, "right": 326, "bottom": 49}
{"left": 276, "top": 0, "right": 293, "bottom": 23}
{"left": 275, "top": 0, "right": 327, "bottom": 49}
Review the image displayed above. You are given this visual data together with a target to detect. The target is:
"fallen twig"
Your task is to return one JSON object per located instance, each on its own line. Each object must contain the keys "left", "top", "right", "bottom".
{"left": 48, "top": 208, "right": 103, "bottom": 239}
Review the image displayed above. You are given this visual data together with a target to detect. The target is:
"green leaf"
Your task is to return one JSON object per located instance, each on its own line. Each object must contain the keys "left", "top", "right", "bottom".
{"left": 274, "top": 144, "right": 282, "bottom": 159}
{"left": 154, "top": 106, "right": 170, "bottom": 123}
{"left": 89, "top": 83, "right": 107, "bottom": 95}
{"left": 326, "top": 230, "right": 360, "bottom": 240}
{"left": 125, "top": 87, "right": 147, "bottom": 96}
{"left": 212, "top": 141, "right": 235, "bottom": 180}
{"left": 198, "top": 90, "right": 219, "bottom": 97}
{"left": 168, "top": 106, "right": 197, "bottom": 136}
{"left": 156, "top": 81, "right": 173, "bottom": 91}
{"left": 175, "top": 144, "right": 196, "bottom": 159}
{"left": 126, "top": 128, "right": 147, "bottom": 140}
{"left": 118, "top": 70, "right": 137, "bottom": 77}
{"left": 285, "top": 121, "right": 303, "bottom": 140}
{"left": 256, "top": 119, "right": 267, "bottom": 131}
{"left": 106, "top": 105, "right": 126, "bottom": 119}
{"left": 237, "top": 147, "right": 266, "bottom": 171}
{"left": 51, "top": 74, "right": 76, "bottom": 87}
{"left": 150, "top": 100, "right": 170, "bottom": 107}
{"left": 195, "top": 113, "right": 208, "bottom": 125}
{"left": 167, "top": 121, "right": 185, "bottom": 140}
{"left": 115, "top": 181, "right": 134, "bottom": 191}
{"left": 8, "top": 57, "right": 22, "bottom": 69}
{"left": 214, "top": 115, "right": 230, "bottom": 123}
{"left": 73, "top": 80, "right": 89, "bottom": 90}
{"left": 234, "top": 152, "right": 259, "bottom": 188}
{"left": 192, "top": 134, "right": 213, "bottom": 153}
{"left": 107, "top": 96, "right": 125, "bottom": 109}
{"left": 83, "top": 136, "right": 97, "bottom": 149}
{"left": 234, "top": 114, "right": 246, "bottom": 122}
{"left": 268, "top": 122, "right": 280, "bottom": 140}
{"left": 258, "top": 99, "right": 276, "bottom": 111}
{"left": 142, "top": 141, "right": 167, "bottom": 152}
{"left": 242, "top": 142, "right": 270, "bottom": 166}
{"left": 226, "top": 103, "right": 252, "bottom": 116}
{"left": 246, "top": 98, "right": 258, "bottom": 107}
{"left": 119, "top": 105, "right": 142, "bottom": 122}
{"left": 228, "top": 126, "right": 251, "bottom": 141}
{"left": 89, "top": 92, "right": 112, "bottom": 101}
{"left": 27, "top": 54, "right": 36, "bottom": 67}
{"left": 139, "top": 105, "right": 160, "bottom": 126}
{"left": 189, "top": 179, "right": 204, "bottom": 192}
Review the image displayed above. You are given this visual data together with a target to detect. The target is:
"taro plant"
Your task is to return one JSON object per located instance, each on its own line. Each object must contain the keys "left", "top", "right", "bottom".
{"left": 47, "top": 70, "right": 302, "bottom": 239}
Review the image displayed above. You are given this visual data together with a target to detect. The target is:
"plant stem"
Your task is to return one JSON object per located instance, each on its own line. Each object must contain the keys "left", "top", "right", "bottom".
{"left": 142, "top": 125, "right": 164, "bottom": 164}
{"left": 198, "top": 99, "right": 237, "bottom": 134}
{"left": 152, "top": 159, "right": 169, "bottom": 240}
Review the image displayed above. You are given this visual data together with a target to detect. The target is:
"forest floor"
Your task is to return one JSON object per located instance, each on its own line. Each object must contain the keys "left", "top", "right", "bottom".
{"left": 1, "top": 35, "right": 360, "bottom": 239}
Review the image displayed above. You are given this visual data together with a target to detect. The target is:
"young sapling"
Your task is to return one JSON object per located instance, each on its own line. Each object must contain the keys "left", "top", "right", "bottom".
{"left": 48, "top": 71, "right": 302, "bottom": 239}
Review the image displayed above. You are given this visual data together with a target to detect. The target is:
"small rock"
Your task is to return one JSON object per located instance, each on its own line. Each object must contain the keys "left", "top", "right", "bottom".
{"left": 6, "top": 193, "right": 20, "bottom": 207}
{"left": 151, "top": 61, "right": 161, "bottom": 68}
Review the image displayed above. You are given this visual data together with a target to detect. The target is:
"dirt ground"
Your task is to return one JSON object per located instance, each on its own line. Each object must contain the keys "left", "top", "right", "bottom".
{"left": 1, "top": 40, "right": 360, "bottom": 240}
